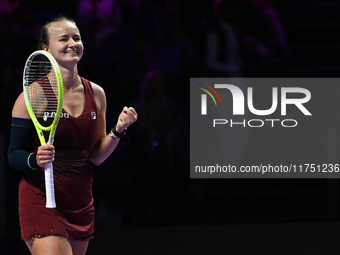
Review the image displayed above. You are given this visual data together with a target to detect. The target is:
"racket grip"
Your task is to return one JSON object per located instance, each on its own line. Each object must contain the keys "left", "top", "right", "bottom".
{"left": 44, "top": 162, "right": 56, "bottom": 208}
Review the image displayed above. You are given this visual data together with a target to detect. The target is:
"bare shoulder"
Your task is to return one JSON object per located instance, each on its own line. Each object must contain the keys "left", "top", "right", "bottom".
{"left": 90, "top": 81, "right": 106, "bottom": 114}
{"left": 90, "top": 82, "right": 105, "bottom": 99}
{"left": 12, "top": 92, "right": 30, "bottom": 118}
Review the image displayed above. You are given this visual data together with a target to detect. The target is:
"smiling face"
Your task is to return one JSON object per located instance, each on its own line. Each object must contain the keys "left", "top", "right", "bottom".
{"left": 43, "top": 21, "right": 84, "bottom": 68}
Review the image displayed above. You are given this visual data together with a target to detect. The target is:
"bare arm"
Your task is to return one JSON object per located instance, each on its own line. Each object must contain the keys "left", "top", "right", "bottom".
{"left": 89, "top": 83, "right": 137, "bottom": 166}
{"left": 12, "top": 92, "right": 30, "bottom": 119}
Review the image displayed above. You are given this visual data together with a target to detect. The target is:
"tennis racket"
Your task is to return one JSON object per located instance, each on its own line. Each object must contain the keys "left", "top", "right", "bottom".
{"left": 23, "top": 50, "right": 64, "bottom": 208}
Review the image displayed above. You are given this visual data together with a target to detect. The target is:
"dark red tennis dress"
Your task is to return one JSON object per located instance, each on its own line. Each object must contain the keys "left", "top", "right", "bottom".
{"left": 19, "top": 77, "right": 97, "bottom": 241}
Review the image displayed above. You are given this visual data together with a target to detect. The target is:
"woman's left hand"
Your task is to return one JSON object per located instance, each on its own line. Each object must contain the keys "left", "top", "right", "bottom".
{"left": 116, "top": 106, "right": 138, "bottom": 132}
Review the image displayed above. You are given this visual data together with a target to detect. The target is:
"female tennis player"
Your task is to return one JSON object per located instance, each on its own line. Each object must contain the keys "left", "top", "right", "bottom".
{"left": 8, "top": 16, "right": 137, "bottom": 255}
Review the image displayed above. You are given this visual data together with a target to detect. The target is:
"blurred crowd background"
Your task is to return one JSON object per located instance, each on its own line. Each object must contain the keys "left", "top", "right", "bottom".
{"left": 1, "top": 0, "right": 340, "bottom": 254}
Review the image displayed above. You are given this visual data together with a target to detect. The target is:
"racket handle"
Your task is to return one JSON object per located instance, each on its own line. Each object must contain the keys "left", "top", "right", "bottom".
{"left": 44, "top": 162, "right": 56, "bottom": 208}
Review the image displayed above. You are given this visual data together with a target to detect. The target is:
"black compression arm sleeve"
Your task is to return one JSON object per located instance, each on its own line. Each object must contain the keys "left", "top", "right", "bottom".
{"left": 7, "top": 117, "right": 39, "bottom": 171}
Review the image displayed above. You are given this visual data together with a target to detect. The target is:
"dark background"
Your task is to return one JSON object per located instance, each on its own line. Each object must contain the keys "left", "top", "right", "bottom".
{"left": 1, "top": 0, "right": 340, "bottom": 254}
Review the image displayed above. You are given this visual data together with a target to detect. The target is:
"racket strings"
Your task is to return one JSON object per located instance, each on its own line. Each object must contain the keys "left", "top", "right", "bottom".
{"left": 26, "top": 59, "right": 59, "bottom": 124}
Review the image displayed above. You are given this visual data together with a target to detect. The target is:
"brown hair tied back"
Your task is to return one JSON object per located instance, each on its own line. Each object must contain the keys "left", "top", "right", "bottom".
{"left": 38, "top": 16, "right": 76, "bottom": 50}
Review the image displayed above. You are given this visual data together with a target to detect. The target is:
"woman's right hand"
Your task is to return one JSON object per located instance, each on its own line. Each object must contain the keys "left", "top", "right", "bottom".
{"left": 36, "top": 144, "right": 55, "bottom": 168}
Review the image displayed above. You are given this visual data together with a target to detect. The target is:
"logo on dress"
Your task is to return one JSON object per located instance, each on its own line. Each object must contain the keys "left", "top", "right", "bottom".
{"left": 91, "top": 111, "right": 97, "bottom": 120}
{"left": 43, "top": 112, "right": 69, "bottom": 121}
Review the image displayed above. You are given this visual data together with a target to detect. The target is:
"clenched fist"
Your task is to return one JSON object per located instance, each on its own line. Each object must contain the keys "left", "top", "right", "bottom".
{"left": 115, "top": 106, "right": 138, "bottom": 132}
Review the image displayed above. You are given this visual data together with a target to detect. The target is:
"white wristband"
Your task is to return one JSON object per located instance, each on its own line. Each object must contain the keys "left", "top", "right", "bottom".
{"left": 27, "top": 152, "right": 37, "bottom": 170}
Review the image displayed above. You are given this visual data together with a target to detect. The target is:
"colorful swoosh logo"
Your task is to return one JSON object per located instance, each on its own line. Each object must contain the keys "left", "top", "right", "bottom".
{"left": 197, "top": 82, "right": 222, "bottom": 106}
